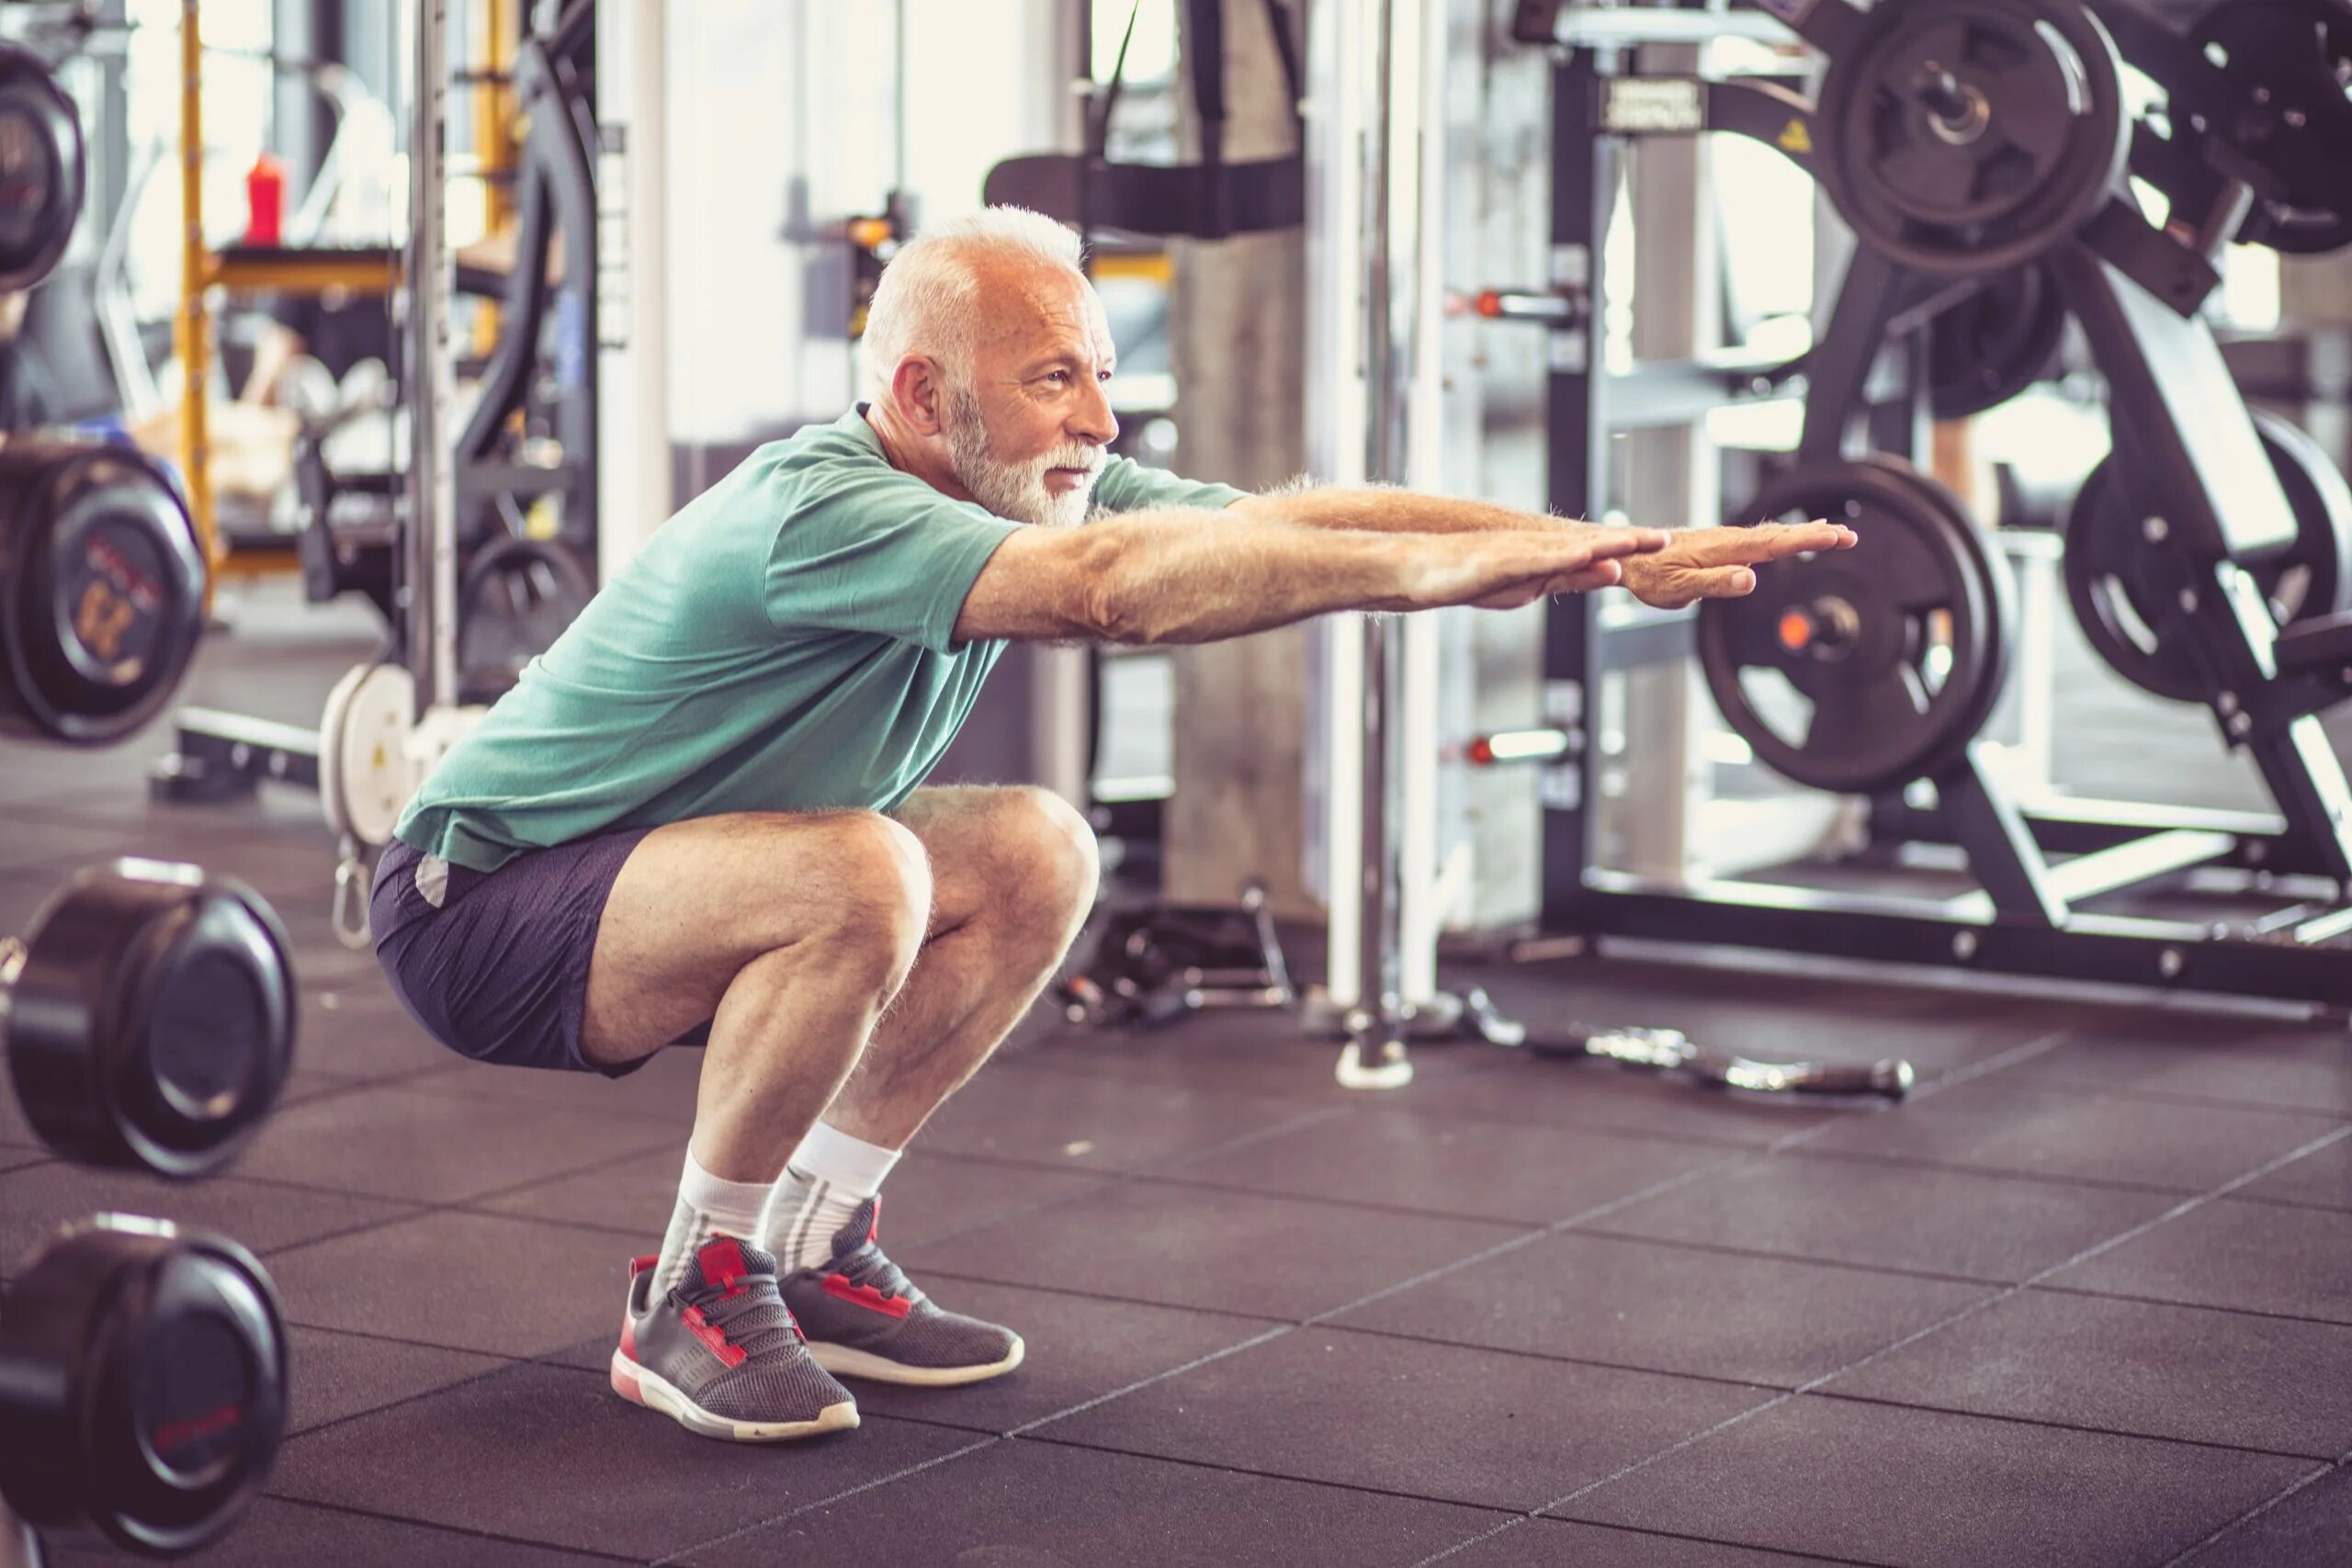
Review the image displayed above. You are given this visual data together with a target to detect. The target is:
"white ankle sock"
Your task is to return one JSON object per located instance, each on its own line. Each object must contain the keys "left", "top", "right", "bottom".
{"left": 651, "top": 1146, "right": 773, "bottom": 1299}
{"left": 759, "top": 1122, "right": 902, "bottom": 1273}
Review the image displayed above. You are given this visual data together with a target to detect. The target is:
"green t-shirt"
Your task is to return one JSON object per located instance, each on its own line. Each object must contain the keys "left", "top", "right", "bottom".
{"left": 394, "top": 407, "right": 1247, "bottom": 870}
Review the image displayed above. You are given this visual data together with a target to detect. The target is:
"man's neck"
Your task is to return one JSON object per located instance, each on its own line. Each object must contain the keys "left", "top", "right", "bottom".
{"left": 862, "top": 402, "right": 975, "bottom": 504}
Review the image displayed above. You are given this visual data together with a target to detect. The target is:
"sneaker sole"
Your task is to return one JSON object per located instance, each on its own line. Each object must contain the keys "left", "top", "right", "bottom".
{"left": 609, "top": 1350, "right": 859, "bottom": 1441}
{"left": 807, "top": 1335, "right": 1026, "bottom": 1387}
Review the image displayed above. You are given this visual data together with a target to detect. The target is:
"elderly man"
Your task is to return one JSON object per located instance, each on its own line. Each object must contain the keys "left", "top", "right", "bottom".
{"left": 370, "top": 206, "right": 1850, "bottom": 1443}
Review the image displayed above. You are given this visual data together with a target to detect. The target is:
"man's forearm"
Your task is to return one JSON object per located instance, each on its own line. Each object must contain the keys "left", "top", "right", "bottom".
{"left": 1228, "top": 483, "right": 1573, "bottom": 536}
{"left": 1090, "top": 509, "right": 1440, "bottom": 644}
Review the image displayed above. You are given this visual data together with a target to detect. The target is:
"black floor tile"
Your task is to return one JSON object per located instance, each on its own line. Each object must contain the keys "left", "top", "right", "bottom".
{"left": 2015, "top": 1016, "right": 2352, "bottom": 1114}
{"left": 897, "top": 1180, "right": 1530, "bottom": 1319}
{"left": 1154, "top": 1106, "right": 1738, "bottom": 1225}
{"left": 1034, "top": 1326, "right": 1764, "bottom": 1513}
{"left": 1795, "top": 1073, "right": 2347, "bottom": 1192}
{"left": 280, "top": 989, "right": 464, "bottom": 1080}
{"left": 407, "top": 1043, "right": 707, "bottom": 1124}
{"left": 0, "top": 1162, "right": 417, "bottom": 1278}
{"left": 472, "top": 1145, "right": 1106, "bottom": 1254}
{"left": 1593, "top": 1151, "right": 2180, "bottom": 1282}
{"left": 44, "top": 1497, "right": 628, "bottom": 1566}
{"left": 284, "top": 1325, "right": 513, "bottom": 1435}
{"left": 1385, "top": 1051, "right": 1846, "bottom": 1148}
{"left": 914, "top": 1056, "right": 1336, "bottom": 1171}
{"left": 271, "top": 1364, "right": 976, "bottom": 1560}
{"left": 263, "top": 1210, "right": 638, "bottom": 1357}
{"left": 1822, "top": 1286, "right": 2352, "bottom": 1459}
{"left": 1332, "top": 1230, "right": 1989, "bottom": 1387}
{"left": 1554, "top": 1393, "right": 2311, "bottom": 1567}
{"left": 1007, "top": 1010, "right": 1491, "bottom": 1100}
{"left": 231, "top": 1083, "right": 680, "bottom": 1203}
{"left": 2237, "top": 1136, "right": 2352, "bottom": 1212}
{"left": 822, "top": 1277, "right": 1275, "bottom": 1432}
{"left": 675, "top": 1437, "right": 1503, "bottom": 1567}
{"left": 2179, "top": 1465, "right": 2352, "bottom": 1568}
{"left": 1437, "top": 1517, "right": 1847, "bottom": 1566}
{"left": 2045, "top": 1198, "right": 2352, "bottom": 1324}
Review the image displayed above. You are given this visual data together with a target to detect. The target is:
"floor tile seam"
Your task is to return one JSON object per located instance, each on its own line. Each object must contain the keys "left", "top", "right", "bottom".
{"left": 1507, "top": 1119, "right": 2352, "bottom": 1520}
{"left": 1780, "top": 1144, "right": 2257, "bottom": 1199}
{"left": 1804, "top": 1386, "right": 2341, "bottom": 1463}
{"left": 1557, "top": 1224, "right": 2017, "bottom": 1286}
{"left": 2011, "top": 1074, "right": 2352, "bottom": 1118}
{"left": 1118, "top": 1165, "right": 1631, "bottom": 1229}
{"left": 2223, "top": 1189, "right": 2352, "bottom": 1217}
{"left": 1006, "top": 1426, "right": 1551, "bottom": 1516}
{"left": 242, "top": 1491, "right": 649, "bottom": 1562}
{"left": 2154, "top": 1450, "right": 2351, "bottom": 1568}
{"left": 279, "top": 1316, "right": 537, "bottom": 1361}
{"left": 2028, "top": 1280, "right": 2352, "bottom": 1331}
{"left": 1412, "top": 1512, "right": 1892, "bottom": 1568}
{"left": 1004, "top": 1323, "right": 1297, "bottom": 1436}
{"left": 1284, "top": 1318, "right": 1788, "bottom": 1393}
{"left": 276, "top": 1347, "right": 605, "bottom": 1444}
{"left": 645, "top": 1436, "right": 1001, "bottom": 1565}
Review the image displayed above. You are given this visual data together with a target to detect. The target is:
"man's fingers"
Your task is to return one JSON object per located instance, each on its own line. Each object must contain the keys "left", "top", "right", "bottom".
{"left": 1685, "top": 522, "right": 1856, "bottom": 566}
{"left": 1691, "top": 565, "right": 1758, "bottom": 599}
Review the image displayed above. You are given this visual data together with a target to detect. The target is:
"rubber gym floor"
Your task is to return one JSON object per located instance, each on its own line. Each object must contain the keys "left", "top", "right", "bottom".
{"left": 5, "top": 582, "right": 2349, "bottom": 1568}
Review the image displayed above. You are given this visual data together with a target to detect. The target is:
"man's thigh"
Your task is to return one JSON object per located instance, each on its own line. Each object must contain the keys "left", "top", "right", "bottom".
{"left": 582, "top": 808, "right": 925, "bottom": 1066}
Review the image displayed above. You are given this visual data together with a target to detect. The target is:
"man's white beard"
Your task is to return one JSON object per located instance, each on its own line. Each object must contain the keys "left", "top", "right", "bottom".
{"left": 945, "top": 387, "right": 1100, "bottom": 529}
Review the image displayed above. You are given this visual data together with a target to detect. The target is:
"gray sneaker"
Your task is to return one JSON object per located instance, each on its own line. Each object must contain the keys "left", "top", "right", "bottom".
{"left": 609, "top": 1236, "right": 859, "bottom": 1440}
{"left": 780, "top": 1198, "right": 1024, "bottom": 1387}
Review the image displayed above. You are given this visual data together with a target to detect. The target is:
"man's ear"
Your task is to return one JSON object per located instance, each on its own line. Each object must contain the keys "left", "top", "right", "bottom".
{"left": 890, "top": 355, "right": 948, "bottom": 436}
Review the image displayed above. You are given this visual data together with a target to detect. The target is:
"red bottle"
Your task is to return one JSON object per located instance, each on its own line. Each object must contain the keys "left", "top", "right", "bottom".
{"left": 244, "top": 152, "right": 284, "bottom": 247}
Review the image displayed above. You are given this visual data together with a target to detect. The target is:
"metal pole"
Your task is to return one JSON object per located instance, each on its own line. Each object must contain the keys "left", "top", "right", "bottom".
{"left": 175, "top": 0, "right": 215, "bottom": 589}
{"left": 1341, "top": 0, "right": 1418, "bottom": 1089}
{"left": 597, "top": 0, "right": 670, "bottom": 568}
{"left": 407, "top": 0, "right": 457, "bottom": 707}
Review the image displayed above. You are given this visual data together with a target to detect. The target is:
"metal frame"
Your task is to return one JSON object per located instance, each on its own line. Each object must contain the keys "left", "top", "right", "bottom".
{"left": 1522, "top": 6, "right": 2352, "bottom": 1017}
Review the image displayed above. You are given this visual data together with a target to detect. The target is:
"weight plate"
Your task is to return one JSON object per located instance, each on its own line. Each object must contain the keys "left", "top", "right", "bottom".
{"left": 0, "top": 1218, "right": 287, "bottom": 1556}
{"left": 0, "top": 46, "right": 84, "bottom": 293}
{"left": 319, "top": 661, "right": 415, "bottom": 847}
{"left": 2064, "top": 410, "right": 2352, "bottom": 702}
{"left": 1929, "top": 261, "right": 2069, "bottom": 418}
{"left": 0, "top": 440, "right": 206, "bottom": 746}
{"left": 1815, "top": 0, "right": 2131, "bottom": 276}
{"left": 2191, "top": 0, "right": 2352, "bottom": 256}
{"left": 1700, "top": 456, "right": 2015, "bottom": 794}
{"left": 6, "top": 863, "right": 297, "bottom": 1179}
{"left": 457, "top": 536, "right": 593, "bottom": 688}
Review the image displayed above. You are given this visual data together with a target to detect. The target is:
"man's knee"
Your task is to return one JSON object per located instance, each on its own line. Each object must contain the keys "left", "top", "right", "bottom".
{"left": 820, "top": 812, "right": 933, "bottom": 986}
{"left": 999, "top": 786, "right": 1099, "bottom": 932}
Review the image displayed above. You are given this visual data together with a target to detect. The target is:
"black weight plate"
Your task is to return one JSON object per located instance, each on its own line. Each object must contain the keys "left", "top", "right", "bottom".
{"left": 0, "top": 47, "right": 83, "bottom": 292}
{"left": 2063, "top": 410, "right": 2352, "bottom": 703}
{"left": 0, "top": 1219, "right": 287, "bottom": 1556}
{"left": 1700, "top": 456, "right": 2014, "bottom": 794}
{"left": 6, "top": 863, "right": 297, "bottom": 1179}
{"left": 1816, "top": 0, "right": 2131, "bottom": 276}
{"left": 0, "top": 440, "right": 206, "bottom": 746}
{"left": 1929, "top": 261, "right": 2069, "bottom": 418}
{"left": 2192, "top": 0, "right": 2352, "bottom": 255}
{"left": 457, "top": 535, "right": 594, "bottom": 686}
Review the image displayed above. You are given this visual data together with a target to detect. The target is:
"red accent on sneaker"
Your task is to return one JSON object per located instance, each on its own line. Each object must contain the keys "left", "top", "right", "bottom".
{"left": 627, "top": 1254, "right": 658, "bottom": 1279}
{"left": 868, "top": 1197, "right": 883, "bottom": 1243}
{"left": 696, "top": 1237, "right": 750, "bottom": 1292}
{"left": 821, "top": 1273, "right": 914, "bottom": 1320}
{"left": 681, "top": 1303, "right": 749, "bottom": 1369}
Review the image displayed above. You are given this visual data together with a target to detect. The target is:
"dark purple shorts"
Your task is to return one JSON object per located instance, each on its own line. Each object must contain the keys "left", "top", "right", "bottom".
{"left": 372, "top": 827, "right": 661, "bottom": 1075}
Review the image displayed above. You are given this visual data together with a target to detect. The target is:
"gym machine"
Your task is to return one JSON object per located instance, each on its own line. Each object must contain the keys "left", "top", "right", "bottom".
{"left": 154, "top": 0, "right": 605, "bottom": 810}
{"left": 1492, "top": 0, "right": 2352, "bottom": 1026}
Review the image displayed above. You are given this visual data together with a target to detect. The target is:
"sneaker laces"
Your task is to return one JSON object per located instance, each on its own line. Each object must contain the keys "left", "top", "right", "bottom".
{"left": 680, "top": 1273, "right": 804, "bottom": 1358}
{"left": 830, "top": 1239, "right": 919, "bottom": 1304}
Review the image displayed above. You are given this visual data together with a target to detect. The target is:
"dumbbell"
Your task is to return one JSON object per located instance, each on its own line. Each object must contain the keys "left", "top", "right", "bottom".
{"left": 0, "top": 1215, "right": 288, "bottom": 1558}
{"left": 0, "top": 42, "right": 85, "bottom": 293}
{"left": 2, "top": 863, "right": 297, "bottom": 1179}
{"left": 0, "top": 438, "right": 209, "bottom": 748}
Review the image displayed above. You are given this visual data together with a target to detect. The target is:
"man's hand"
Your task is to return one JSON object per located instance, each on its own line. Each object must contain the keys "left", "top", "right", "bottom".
{"left": 1412, "top": 526, "right": 1671, "bottom": 612}
{"left": 1620, "top": 522, "right": 1858, "bottom": 610}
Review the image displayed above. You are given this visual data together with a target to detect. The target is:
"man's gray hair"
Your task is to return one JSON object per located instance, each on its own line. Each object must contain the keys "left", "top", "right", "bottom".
{"left": 858, "top": 206, "right": 1085, "bottom": 400}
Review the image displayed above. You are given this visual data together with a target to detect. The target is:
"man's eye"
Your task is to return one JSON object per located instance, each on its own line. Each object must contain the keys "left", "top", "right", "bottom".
{"left": 1043, "top": 370, "right": 1070, "bottom": 386}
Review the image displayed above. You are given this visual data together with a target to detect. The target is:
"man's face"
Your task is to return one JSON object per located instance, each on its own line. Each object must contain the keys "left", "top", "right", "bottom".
{"left": 939, "top": 262, "right": 1121, "bottom": 528}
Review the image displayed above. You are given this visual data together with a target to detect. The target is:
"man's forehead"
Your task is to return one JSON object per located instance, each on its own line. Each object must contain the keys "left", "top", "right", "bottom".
{"left": 970, "top": 265, "right": 1113, "bottom": 362}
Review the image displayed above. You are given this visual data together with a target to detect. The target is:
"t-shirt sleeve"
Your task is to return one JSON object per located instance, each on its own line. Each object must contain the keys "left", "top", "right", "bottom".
{"left": 763, "top": 465, "right": 1023, "bottom": 653}
{"left": 1090, "top": 455, "right": 1250, "bottom": 514}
